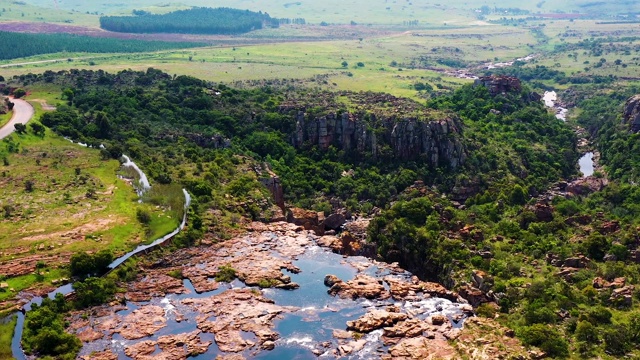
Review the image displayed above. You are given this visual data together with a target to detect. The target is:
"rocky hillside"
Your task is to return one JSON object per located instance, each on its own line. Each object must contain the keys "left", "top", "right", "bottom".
{"left": 624, "top": 94, "right": 640, "bottom": 132}
{"left": 279, "top": 92, "right": 466, "bottom": 169}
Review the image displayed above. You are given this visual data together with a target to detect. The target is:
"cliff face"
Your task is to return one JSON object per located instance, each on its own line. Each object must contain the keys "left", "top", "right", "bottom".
{"left": 624, "top": 94, "right": 640, "bottom": 132}
{"left": 474, "top": 75, "right": 522, "bottom": 96}
{"left": 280, "top": 106, "right": 466, "bottom": 169}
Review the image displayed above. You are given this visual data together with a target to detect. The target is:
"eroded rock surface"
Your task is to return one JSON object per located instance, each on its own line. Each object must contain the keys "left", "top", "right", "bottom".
{"left": 346, "top": 310, "right": 408, "bottom": 333}
{"left": 67, "top": 221, "right": 523, "bottom": 359}
{"left": 184, "top": 289, "right": 295, "bottom": 352}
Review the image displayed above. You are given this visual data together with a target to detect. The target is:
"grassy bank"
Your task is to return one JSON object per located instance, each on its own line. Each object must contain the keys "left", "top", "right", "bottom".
{"left": 0, "top": 314, "right": 16, "bottom": 360}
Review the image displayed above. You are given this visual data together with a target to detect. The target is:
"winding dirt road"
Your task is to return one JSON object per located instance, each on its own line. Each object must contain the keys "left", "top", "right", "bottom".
{"left": 0, "top": 98, "right": 34, "bottom": 139}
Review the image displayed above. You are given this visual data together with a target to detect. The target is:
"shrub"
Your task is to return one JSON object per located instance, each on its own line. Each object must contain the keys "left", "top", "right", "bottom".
{"left": 476, "top": 303, "right": 497, "bottom": 318}
{"left": 215, "top": 264, "right": 237, "bottom": 282}
{"left": 136, "top": 208, "right": 152, "bottom": 225}
{"left": 603, "top": 324, "right": 631, "bottom": 356}
{"left": 520, "top": 324, "right": 569, "bottom": 358}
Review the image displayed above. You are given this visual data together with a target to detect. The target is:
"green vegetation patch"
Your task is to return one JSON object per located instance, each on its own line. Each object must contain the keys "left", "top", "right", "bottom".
{"left": 0, "top": 31, "right": 204, "bottom": 60}
{"left": 100, "top": 7, "right": 278, "bottom": 34}
{"left": 0, "top": 315, "right": 16, "bottom": 360}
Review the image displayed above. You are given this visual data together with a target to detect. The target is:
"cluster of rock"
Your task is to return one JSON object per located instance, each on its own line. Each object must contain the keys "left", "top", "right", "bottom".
{"left": 474, "top": 75, "right": 522, "bottom": 96}
{"left": 285, "top": 207, "right": 351, "bottom": 235}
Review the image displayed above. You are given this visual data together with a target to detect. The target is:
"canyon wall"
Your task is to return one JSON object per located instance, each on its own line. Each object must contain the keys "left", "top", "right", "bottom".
{"left": 280, "top": 107, "right": 466, "bottom": 169}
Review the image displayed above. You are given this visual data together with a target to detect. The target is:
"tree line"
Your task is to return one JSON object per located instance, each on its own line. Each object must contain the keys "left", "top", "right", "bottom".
{"left": 100, "top": 7, "right": 279, "bottom": 34}
{"left": 0, "top": 31, "right": 203, "bottom": 60}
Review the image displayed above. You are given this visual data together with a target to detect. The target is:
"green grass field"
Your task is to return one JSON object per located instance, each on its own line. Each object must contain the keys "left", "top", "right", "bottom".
{"left": 0, "top": 0, "right": 98, "bottom": 26}
{"left": 20, "top": 0, "right": 640, "bottom": 23}
{"left": 0, "top": 109, "right": 10, "bottom": 129}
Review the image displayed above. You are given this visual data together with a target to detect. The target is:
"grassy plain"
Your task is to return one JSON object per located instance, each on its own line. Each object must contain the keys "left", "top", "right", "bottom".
{"left": 20, "top": 0, "right": 640, "bottom": 23}
{"left": 0, "top": 0, "right": 98, "bottom": 26}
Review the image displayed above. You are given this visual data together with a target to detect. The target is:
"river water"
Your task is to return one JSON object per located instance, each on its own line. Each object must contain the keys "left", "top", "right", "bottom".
{"left": 579, "top": 152, "right": 595, "bottom": 177}
{"left": 76, "top": 240, "right": 466, "bottom": 359}
{"left": 543, "top": 91, "right": 569, "bottom": 121}
{"left": 543, "top": 91, "right": 595, "bottom": 177}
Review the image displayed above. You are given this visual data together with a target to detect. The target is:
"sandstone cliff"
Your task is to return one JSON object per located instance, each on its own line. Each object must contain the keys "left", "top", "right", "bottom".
{"left": 624, "top": 94, "right": 640, "bottom": 132}
{"left": 279, "top": 92, "right": 466, "bottom": 169}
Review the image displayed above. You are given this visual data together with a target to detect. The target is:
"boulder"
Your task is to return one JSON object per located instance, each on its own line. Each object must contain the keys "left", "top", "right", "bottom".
{"left": 458, "top": 285, "right": 489, "bottom": 307}
{"left": 534, "top": 203, "right": 554, "bottom": 222}
{"left": 471, "top": 270, "right": 493, "bottom": 292}
{"left": 610, "top": 285, "right": 634, "bottom": 307}
{"left": 324, "top": 274, "right": 342, "bottom": 287}
{"left": 566, "top": 177, "right": 607, "bottom": 196}
{"left": 346, "top": 310, "right": 408, "bottom": 333}
{"left": 79, "top": 350, "right": 117, "bottom": 360}
{"left": 382, "top": 319, "right": 426, "bottom": 340}
{"left": 429, "top": 314, "right": 448, "bottom": 326}
{"left": 563, "top": 255, "right": 590, "bottom": 269}
{"left": 328, "top": 274, "right": 389, "bottom": 300}
{"left": 387, "top": 338, "right": 457, "bottom": 359}
{"left": 598, "top": 220, "right": 620, "bottom": 234}
{"left": 608, "top": 277, "right": 626, "bottom": 289}
{"left": 592, "top": 277, "right": 609, "bottom": 289}
{"left": 324, "top": 213, "right": 346, "bottom": 230}
{"left": 286, "top": 207, "right": 324, "bottom": 235}
{"left": 474, "top": 75, "right": 522, "bottom": 96}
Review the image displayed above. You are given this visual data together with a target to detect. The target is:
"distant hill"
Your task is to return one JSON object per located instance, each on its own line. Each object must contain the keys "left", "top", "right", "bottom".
{"left": 99, "top": 7, "right": 278, "bottom": 35}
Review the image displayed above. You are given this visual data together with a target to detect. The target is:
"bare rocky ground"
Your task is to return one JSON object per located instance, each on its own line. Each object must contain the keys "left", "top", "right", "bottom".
{"left": 67, "top": 221, "right": 533, "bottom": 359}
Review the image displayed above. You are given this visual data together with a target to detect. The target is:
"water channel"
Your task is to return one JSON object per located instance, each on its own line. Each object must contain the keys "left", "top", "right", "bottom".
{"left": 543, "top": 91, "right": 595, "bottom": 178}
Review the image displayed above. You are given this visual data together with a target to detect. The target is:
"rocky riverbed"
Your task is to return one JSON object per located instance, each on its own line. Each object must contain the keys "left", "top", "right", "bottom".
{"left": 64, "top": 221, "right": 531, "bottom": 359}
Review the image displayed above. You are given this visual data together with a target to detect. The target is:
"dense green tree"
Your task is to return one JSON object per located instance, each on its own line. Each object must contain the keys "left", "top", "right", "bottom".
{"left": 100, "top": 7, "right": 277, "bottom": 34}
{"left": 0, "top": 31, "right": 202, "bottom": 60}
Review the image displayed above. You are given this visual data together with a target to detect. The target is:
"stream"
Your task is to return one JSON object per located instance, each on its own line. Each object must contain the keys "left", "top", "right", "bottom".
{"left": 543, "top": 91, "right": 595, "bottom": 177}
{"left": 10, "top": 156, "right": 191, "bottom": 360}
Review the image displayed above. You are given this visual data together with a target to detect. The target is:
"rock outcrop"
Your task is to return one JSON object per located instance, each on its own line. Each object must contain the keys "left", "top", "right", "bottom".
{"left": 256, "top": 166, "right": 285, "bottom": 210}
{"left": 474, "top": 75, "right": 522, "bottom": 96}
{"left": 624, "top": 94, "right": 640, "bottom": 132}
{"left": 346, "top": 310, "right": 408, "bottom": 333}
{"left": 279, "top": 92, "right": 466, "bottom": 168}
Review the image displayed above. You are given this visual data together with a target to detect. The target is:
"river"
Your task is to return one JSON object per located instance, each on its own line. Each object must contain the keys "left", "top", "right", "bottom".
{"left": 543, "top": 91, "right": 569, "bottom": 121}
{"left": 10, "top": 154, "right": 467, "bottom": 359}
{"left": 543, "top": 91, "right": 595, "bottom": 177}
{"left": 72, "top": 227, "right": 468, "bottom": 359}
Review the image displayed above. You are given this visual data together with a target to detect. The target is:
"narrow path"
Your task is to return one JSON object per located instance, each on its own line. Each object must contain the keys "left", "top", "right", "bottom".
{"left": 0, "top": 98, "right": 34, "bottom": 139}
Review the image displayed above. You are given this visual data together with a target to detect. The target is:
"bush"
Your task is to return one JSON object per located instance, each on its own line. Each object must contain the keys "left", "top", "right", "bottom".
{"left": 72, "top": 277, "right": 117, "bottom": 308}
{"left": 520, "top": 324, "right": 569, "bottom": 358}
{"left": 476, "top": 303, "right": 497, "bottom": 318}
{"left": 603, "top": 324, "right": 631, "bottom": 356}
{"left": 575, "top": 321, "right": 598, "bottom": 342}
{"left": 136, "top": 208, "right": 152, "bottom": 225}
{"left": 70, "top": 250, "right": 113, "bottom": 278}
{"left": 215, "top": 264, "right": 237, "bottom": 282}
